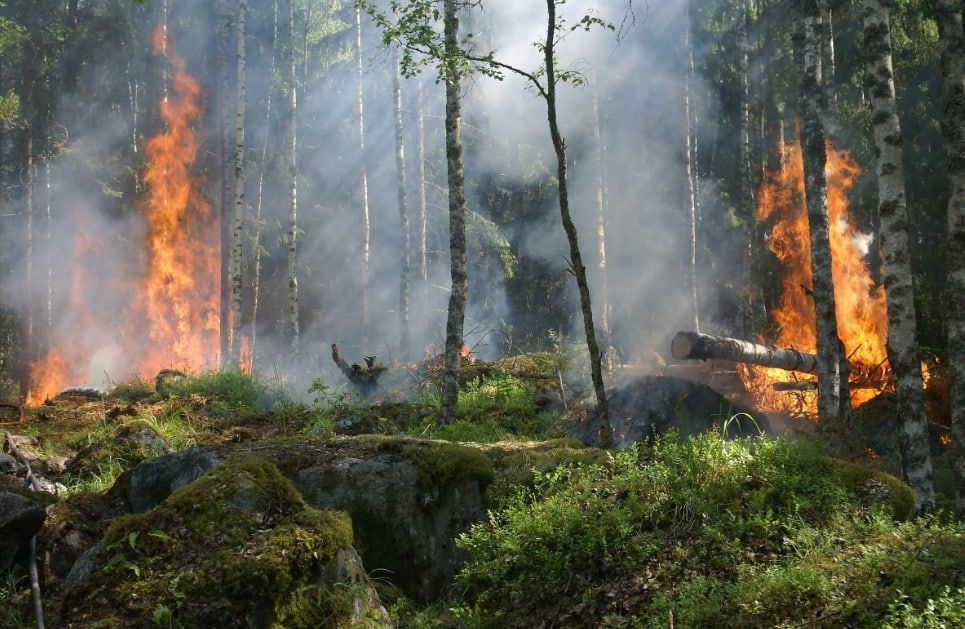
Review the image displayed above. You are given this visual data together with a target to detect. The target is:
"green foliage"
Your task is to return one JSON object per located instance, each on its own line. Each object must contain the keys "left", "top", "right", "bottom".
{"left": 454, "top": 433, "right": 953, "bottom": 627}
{"left": 408, "top": 371, "right": 556, "bottom": 443}
{"left": 107, "top": 377, "right": 155, "bottom": 403}
{"left": 884, "top": 586, "right": 965, "bottom": 628}
{"left": 160, "top": 369, "right": 290, "bottom": 413}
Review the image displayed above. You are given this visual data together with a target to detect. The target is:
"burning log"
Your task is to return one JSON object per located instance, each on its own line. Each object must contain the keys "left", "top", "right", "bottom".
{"left": 671, "top": 331, "right": 818, "bottom": 374}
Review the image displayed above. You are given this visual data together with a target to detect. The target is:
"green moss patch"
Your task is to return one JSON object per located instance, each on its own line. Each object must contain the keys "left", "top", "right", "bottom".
{"left": 61, "top": 455, "right": 361, "bottom": 628}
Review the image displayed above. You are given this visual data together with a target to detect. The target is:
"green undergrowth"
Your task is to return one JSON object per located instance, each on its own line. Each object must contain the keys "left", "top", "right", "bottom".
{"left": 157, "top": 369, "right": 291, "bottom": 414}
{"left": 406, "top": 371, "right": 558, "bottom": 443}
{"left": 442, "top": 432, "right": 959, "bottom": 628}
{"left": 62, "top": 455, "right": 365, "bottom": 628}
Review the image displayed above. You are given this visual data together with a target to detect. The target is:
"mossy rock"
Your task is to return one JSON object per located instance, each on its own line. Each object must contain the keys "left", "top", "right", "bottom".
{"left": 331, "top": 403, "right": 437, "bottom": 436}
{"left": 60, "top": 455, "right": 389, "bottom": 628}
{"left": 828, "top": 458, "right": 915, "bottom": 521}
{"left": 66, "top": 419, "right": 174, "bottom": 479}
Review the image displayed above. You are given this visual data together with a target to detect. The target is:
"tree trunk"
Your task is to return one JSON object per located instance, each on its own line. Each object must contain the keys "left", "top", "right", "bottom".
{"left": 286, "top": 0, "right": 299, "bottom": 355}
{"left": 20, "top": 3, "right": 36, "bottom": 400}
{"left": 229, "top": 0, "right": 247, "bottom": 367}
{"left": 684, "top": 0, "right": 699, "bottom": 334}
{"left": 935, "top": 0, "right": 965, "bottom": 518}
{"left": 800, "top": 0, "right": 849, "bottom": 421}
{"left": 417, "top": 82, "right": 429, "bottom": 302}
{"left": 392, "top": 46, "right": 411, "bottom": 359}
{"left": 590, "top": 72, "right": 615, "bottom": 370}
{"left": 250, "top": 0, "right": 279, "bottom": 369}
{"left": 439, "top": 0, "right": 469, "bottom": 424}
{"left": 739, "top": 0, "right": 756, "bottom": 338}
{"left": 863, "top": 0, "right": 934, "bottom": 514}
{"left": 671, "top": 331, "right": 818, "bottom": 373}
{"left": 43, "top": 156, "right": 51, "bottom": 344}
{"left": 819, "top": 1, "right": 840, "bottom": 138}
{"left": 355, "top": 7, "right": 371, "bottom": 346}
{"left": 543, "top": 0, "right": 611, "bottom": 447}
{"left": 217, "top": 0, "right": 232, "bottom": 366}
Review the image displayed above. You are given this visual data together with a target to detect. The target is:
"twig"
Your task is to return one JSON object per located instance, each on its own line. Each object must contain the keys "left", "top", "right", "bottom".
{"left": 3, "top": 431, "right": 43, "bottom": 492}
{"left": 557, "top": 370, "right": 568, "bottom": 411}
{"left": 29, "top": 536, "right": 45, "bottom": 629}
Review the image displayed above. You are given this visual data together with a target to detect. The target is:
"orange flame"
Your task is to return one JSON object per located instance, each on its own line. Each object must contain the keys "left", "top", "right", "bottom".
{"left": 740, "top": 136, "right": 890, "bottom": 416}
{"left": 26, "top": 24, "right": 219, "bottom": 404}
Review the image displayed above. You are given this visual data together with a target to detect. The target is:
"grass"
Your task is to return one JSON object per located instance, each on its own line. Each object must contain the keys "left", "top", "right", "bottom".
{"left": 406, "top": 372, "right": 557, "bottom": 443}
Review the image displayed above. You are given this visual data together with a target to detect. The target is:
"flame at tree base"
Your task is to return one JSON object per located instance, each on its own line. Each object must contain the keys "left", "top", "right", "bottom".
{"left": 25, "top": 24, "right": 219, "bottom": 405}
{"left": 739, "top": 137, "right": 890, "bottom": 417}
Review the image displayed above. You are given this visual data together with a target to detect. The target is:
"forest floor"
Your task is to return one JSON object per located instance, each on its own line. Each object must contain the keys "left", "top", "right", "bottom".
{"left": 1, "top": 358, "right": 964, "bottom": 628}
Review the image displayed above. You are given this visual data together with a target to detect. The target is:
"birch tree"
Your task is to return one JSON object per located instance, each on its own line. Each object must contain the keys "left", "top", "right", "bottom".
{"left": 799, "top": 0, "right": 849, "bottom": 422}
{"left": 863, "top": 0, "right": 934, "bottom": 514}
{"left": 739, "top": 0, "right": 755, "bottom": 337}
{"left": 249, "top": 0, "right": 279, "bottom": 368}
{"left": 355, "top": 6, "right": 371, "bottom": 346}
{"left": 591, "top": 73, "right": 616, "bottom": 369}
{"left": 392, "top": 45, "right": 411, "bottom": 359}
{"left": 229, "top": 0, "right": 247, "bottom": 366}
{"left": 935, "top": 0, "right": 965, "bottom": 518}
{"left": 286, "top": 0, "right": 299, "bottom": 356}
{"left": 217, "top": 0, "right": 232, "bottom": 365}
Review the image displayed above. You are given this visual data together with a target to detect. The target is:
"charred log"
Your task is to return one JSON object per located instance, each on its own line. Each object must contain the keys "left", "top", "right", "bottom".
{"left": 331, "top": 344, "right": 387, "bottom": 392}
{"left": 671, "top": 331, "right": 819, "bottom": 374}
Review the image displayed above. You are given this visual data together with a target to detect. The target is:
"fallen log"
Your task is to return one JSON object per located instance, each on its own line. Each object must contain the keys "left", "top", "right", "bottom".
{"left": 671, "top": 331, "right": 818, "bottom": 374}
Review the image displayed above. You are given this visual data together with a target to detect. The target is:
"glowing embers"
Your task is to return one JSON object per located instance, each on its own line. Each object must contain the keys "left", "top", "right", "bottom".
{"left": 739, "top": 139, "right": 891, "bottom": 417}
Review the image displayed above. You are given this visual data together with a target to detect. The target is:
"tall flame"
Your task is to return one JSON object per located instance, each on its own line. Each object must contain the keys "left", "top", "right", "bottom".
{"left": 25, "top": 25, "right": 219, "bottom": 403}
{"left": 740, "top": 137, "right": 890, "bottom": 416}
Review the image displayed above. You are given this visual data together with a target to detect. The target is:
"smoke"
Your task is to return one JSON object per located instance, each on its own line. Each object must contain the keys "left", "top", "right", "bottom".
{"left": 0, "top": 0, "right": 738, "bottom": 399}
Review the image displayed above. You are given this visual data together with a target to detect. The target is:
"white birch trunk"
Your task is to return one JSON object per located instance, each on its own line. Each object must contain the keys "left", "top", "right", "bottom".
{"left": 229, "top": 0, "right": 247, "bottom": 367}
{"left": 863, "top": 0, "right": 935, "bottom": 514}
{"left": 392, "top": 46, "right": 411, "bottom": 359}
{"left": 286, "top": 0, "right": 299, "bottom": 355}
{"left": 355, "top": 7, "right": 371, "bottom": 346}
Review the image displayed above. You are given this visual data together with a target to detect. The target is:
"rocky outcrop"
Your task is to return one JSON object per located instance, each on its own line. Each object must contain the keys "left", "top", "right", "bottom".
{"left": 119, "top": 434, "right": 611, "bottom": 603}
{"left": 0, "top": 491, "right": 46, "bottom": 571}
{"left": 61, "top": 455, "right": 391, "bottom": 628}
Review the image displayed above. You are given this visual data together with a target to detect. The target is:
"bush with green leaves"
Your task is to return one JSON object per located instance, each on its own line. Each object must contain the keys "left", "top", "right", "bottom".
{"left": 161, "top": 369, "right": 290, "bottom": 413}
{"left": 454, "top": 432, "right": 961, "bottom": 627}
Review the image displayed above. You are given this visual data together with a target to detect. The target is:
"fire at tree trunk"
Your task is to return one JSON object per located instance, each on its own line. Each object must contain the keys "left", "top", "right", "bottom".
{"left": 671, "top": 331, "right": 819, "bottom": 374}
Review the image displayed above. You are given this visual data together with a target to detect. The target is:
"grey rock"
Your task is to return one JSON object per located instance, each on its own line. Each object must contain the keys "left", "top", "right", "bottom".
{"left": 63, "top": 541, "right": 101, "bottom": 598}
{"left": 125, "top": 448, "right": 221, "bottom": 512}
{"left": 0, "top": 452, "right": 19, "bottom": 474}
{"left": 295, "top": 453, "right": 487, "bottom": 602}
{"left": 0, "top": 491, "right": 47, "bottom": 571}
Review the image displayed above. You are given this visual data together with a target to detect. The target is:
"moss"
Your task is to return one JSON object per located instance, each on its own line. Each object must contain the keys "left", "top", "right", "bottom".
{"left": 402, "top": 442, "right": 495, "bottom": 495}
{"left": 65, "top": 455, "right": 363, "bottom": 628}
{"left": 828, "top": 458, "right": 916, "bottom": 521}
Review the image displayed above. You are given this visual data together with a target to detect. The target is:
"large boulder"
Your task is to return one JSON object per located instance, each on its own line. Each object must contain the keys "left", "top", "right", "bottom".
{"left": 560, "top": 376, "right": 770, "bottom": 446}
{"left": 61, "top": 455, "right": 390, "bottom": 628}
{"left": 0, "top": 491, "right": 47, "bottom": 571}
{"left": 122, "top": 446, "right": 221, "bottom": 512}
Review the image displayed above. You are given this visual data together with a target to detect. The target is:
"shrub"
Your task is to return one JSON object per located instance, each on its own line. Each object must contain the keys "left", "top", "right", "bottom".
{"left": 455, "top": 433, "right": 961, "bottom": 628}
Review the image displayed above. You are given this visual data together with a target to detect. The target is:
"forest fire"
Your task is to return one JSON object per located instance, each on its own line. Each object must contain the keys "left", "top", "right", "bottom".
{"left": 739, "top": 139, "right": 890, "bottom": 416}
{"left": 25, "top": 26, "right": 218, "bottom": 404}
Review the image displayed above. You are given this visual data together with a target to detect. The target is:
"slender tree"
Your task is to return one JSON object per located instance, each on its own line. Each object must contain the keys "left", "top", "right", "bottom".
{"left": 217, "top": 0, "right": 232, "bottom": 365}
{"left": 392, "top": 45, "right": 411, "bottom": 359}
{"left": 935, "top": 0, "right": 965, "bottom": 517}
{"left": 863, "top": 0, "right": 934, "bottom": 514}
{"left": 417, "top": 82, "right": 429, "bottom": 302}
{"left": 355, "top": 6, "right": 371, "bottom": 346}
{"left": 229, "top": 0, "right": 247, "bottom": 366}
{"left": 739, "top": 0, "right": 755, "bottom": 337}
{"left": 250, "top": 0, "right": 279, "bottom": 368}
{"left": 799, "top": 0, "right": 849, "bottom": 422}
{"left": 19, "top": 0, "right": 36, "bottom": 400}
{"left": 684, "top": 0, "right": 699, "bottom": 333}
{"left": 590, "top": 72, "right": 615, "bottom": 369}
{"left": 439, "top": 0, "right": 469, "bottom": 424}
{"left": 286, "top": 0, "right": 299, "bottom": 355}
